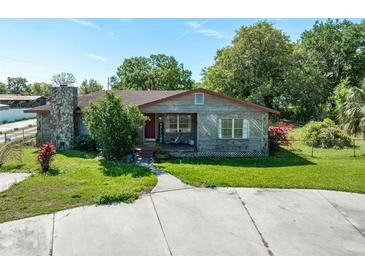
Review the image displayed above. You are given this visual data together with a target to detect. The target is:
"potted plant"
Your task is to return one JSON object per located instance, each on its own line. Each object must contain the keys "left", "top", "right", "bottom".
{"left": 154, "top": 143, "right": 169, "bottom": 160}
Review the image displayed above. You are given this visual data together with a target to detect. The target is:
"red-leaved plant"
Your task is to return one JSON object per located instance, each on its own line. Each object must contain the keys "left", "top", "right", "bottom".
{"left": 37, "top": 143, "right": 56, "bottom": 172}
{"left": 268, "top": 122, "right": 294, "bottom": 154}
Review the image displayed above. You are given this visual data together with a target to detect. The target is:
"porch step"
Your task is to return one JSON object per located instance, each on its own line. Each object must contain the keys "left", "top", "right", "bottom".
{"left": 135, "top": 144, "right": 154, "bottom": 158}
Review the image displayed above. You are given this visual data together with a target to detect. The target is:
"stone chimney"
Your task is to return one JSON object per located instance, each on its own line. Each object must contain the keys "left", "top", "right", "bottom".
{"left": 49, "top": 85, "right": 78, "bottom": 150}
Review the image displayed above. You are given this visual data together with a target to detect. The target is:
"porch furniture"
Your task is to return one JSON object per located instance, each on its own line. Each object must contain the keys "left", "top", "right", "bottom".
{"left": 169, "top": 134, "right": 187, "bottom": 144}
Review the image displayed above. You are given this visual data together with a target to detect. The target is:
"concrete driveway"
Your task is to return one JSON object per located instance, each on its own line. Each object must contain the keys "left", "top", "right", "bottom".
{"left": 1, "top": 170, "right": 365, "bottom": 255}
{"left": 0, "top": 173, "right": 32, "bottom": 192}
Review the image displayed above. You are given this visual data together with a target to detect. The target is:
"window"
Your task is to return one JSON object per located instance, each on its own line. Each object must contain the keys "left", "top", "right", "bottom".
{"left": 195, "top": 93, "right": 204, "bottom": 105}
{"left": 221, "top": 119, "right": 233, "bottom": 138}
{"left": 166, "top": 114, "right": 191, "bottom": 133}
{"left": 219, "top": 118, "right": 249, "bottom": 139}
{"left": 178, "top": 114, "right": 192, "bottom": 133}
{"left": 234, "top": 119, "right": 243, "bottom": 138}
{"left": 166, "top": 115, "right": 177, "bottom": 133}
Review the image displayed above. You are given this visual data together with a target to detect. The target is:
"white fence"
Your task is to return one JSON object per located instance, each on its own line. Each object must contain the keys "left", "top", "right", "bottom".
{"left": 0, "top": 108, "right": 36, "bottom": 123}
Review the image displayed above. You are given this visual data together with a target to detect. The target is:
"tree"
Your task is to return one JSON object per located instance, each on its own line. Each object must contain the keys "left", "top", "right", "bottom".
{"left": 6, "top": 77, "right": 30, "bottom": 95}
{"left": 51, "top": 72, "right": 76, "bottom": 87}
{"left": 339, "top": 79, "right": 365, "bottom": 137}
{"left": 301, "top": 19, "right": 365, "bottom": 89}
{"left": 297, "top": 19, "right": 365, "bottom": 119}
{"left": 112, "top": 54, "right": 193, "bottom": 90}
{"left": 0, "top": 81, "right": 6, "bottom": 94}
{"left": 280, "top": 46, "right": 329, "bottom": 120}
{"left": 83, "top": 92, "right": 146, "bottom": 161}
{"left": 79, "top": 79, "right": 103, "bottom": 95}
{"left": 30, "top": 82, "right": 52, "bottom": 97}
{"left": 202, "top": 21, "right": 294, "bottom": 110}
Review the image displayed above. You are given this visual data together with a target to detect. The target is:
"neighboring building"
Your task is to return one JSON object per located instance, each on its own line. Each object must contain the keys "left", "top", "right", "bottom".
{"left": 0, "top": 95, "right": 46, "bottom": 123}
{"left": 0, "top": 104, "right": 9, "bottom": 111}
{"left": 0, "top": 94, "right": 47, "bottom": 108}
{"left": 25, "top": 86, "right": 279, "bottom": 156}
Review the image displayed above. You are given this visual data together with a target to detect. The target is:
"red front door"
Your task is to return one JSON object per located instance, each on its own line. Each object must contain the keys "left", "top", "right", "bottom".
{"left": 144, "top": 114, "right": 156, "bottom": 139}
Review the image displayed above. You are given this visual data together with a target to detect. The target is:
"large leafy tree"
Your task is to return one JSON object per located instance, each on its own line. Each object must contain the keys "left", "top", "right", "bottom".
{"left": 83, "top": 92, "right": 146, "bottom": 161}
{"left": 112, "top": 54, "right": 193, "bottom": 90}
{"left": 286, "top": 19, "right": 365, "bottom": 120}
{"left": 202, "top": 21, "right": 294, "bottom": 109}
{"left": 0, "top": 81, "right": 6, "bottom": 94}
{"left": 301, "top": 19, "right": 365, "bottom": 89}
{"left": 79, "top": 79, "right": 103, "bottom": 95}
{"left": 281, "top": 46, "right": 329, "bottom": 120}
{"left": 6, "top": 77, "right": 30, "bottom": 95}
{"left": 30, "top": 82, "right": 52, "bottom": 97}
{"left": 338, "top": 79, "right": 365, "bottom": 137}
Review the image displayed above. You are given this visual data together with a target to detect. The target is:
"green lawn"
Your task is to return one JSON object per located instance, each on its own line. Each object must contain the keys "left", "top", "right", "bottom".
{"left": 0, "top": 147, "right": 157, "bottom": 223}
{"left": 155, "top": 131, "right": 365, "bottom": 193}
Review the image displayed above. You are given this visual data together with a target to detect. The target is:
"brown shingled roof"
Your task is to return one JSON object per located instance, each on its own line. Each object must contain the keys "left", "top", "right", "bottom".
{"left": 24, "top": 89, "right": 280, "bottom": 115}
{"left": 24, "top": 90, "right": 187, "bottom": 114}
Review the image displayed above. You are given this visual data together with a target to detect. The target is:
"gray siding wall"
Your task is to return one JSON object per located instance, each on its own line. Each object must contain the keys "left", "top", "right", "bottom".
{"left": 75, "top": 114, "right": 89, "bottom": 136}
{"left": 197, "top": 111, "right": 268, "bottom": 155}
{"left": 36, "top": 113, "right": 52, "bottom": 146}
{"left": 142, "top": 92, "right": 269, "bottom": 155}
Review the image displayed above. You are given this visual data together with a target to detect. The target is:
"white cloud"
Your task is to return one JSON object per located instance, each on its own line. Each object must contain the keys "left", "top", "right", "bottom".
{"left": 67, "top": 18, "right": 101, "bottom": 31}
{"left": 84, "top": 53, "right": 107, "bottom": 63}
{"left": 108, "top": 31, "right": 115, "bottom": 36}
{"left": 184, "top": 21, "right": 202, "bottom": 29}
{"left": 195, "top": 28, "right": 224, "bottom": 39}
{"left": 183, "top": 20, "right": 225, "bottom": 39}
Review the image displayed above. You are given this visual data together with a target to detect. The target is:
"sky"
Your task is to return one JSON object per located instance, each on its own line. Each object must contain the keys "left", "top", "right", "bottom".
{"left": 0, "top": 18, "right": 363, "bottom": 88}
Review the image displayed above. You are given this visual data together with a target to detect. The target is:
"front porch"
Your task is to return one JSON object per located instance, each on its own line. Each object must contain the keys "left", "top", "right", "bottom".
{"left": 142, "top": 113, "right": 198, "bottom": 146}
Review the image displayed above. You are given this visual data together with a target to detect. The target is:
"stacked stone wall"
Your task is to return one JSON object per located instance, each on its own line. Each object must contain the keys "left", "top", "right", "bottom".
{"left": 49, "top": 86, "right": 77, "bottom": 150}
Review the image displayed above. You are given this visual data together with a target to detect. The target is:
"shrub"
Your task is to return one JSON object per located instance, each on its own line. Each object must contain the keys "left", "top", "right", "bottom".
{"left": 202, "top": 181, "right": 216, "bottom": 188}
{"left": 83, "top": 92, "right": 146, "bottom": 161}
{"left": 268, "top": 122, "right": 293, "bottom": 153}
{"left": 96, "top": 191, "right": 138, "bottom": 205}
{"left": 37, "top": 143, "right": 56, "bottom": 172}
{"left": 302, "top": 118, "right": 352, "bottom": 148}
{"left": 74, "top": 135, "right": 96, "bottom": 151}
{"left": 0, "top": 142, "right": 22, "bottom": 167}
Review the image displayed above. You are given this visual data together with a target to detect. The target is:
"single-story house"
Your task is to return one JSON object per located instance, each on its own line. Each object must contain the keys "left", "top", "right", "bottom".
{"left": 25, "top": 86, "right": 279, "bottom": 157}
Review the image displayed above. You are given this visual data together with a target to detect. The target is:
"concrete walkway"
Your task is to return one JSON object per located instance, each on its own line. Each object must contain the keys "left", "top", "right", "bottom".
{"left": 0, "top": 173, "right": 31, "bottom": 192}
{"left": 1, "top": 168, "right": 365, "bottom": 255}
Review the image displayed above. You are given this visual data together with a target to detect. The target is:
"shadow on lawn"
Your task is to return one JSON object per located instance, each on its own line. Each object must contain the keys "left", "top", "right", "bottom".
{"left": 57, "top": 150, "right": 97, "bottom": 159}
{"left": 99, "top": 159, "right": 153, "bottom": 178}
{"left": 169, "top": 147, "right": 315, "bottom": 168}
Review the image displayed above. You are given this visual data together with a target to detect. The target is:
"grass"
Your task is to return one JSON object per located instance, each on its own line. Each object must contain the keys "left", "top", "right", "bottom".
{"left": 0, "top": 147, "right": 157, "bottom": 223}
{"left": 155, "top": 128, "right": 365, "bottom": 194}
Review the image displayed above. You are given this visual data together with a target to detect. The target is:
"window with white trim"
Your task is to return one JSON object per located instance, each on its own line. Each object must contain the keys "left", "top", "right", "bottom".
{"left": 166, "top": 114, "right": 192, "bottom": 133}
{"left": 219, "top": 118, "right": 249, "bottom": 139}
{"left": 220, "top": 119, "right": 233, "bottom": 138}
{"left": 166, "top": 115, "right": 177, "bottom": 133}
{"left": 195, "top": 93, "right": 204, "bottom": 105}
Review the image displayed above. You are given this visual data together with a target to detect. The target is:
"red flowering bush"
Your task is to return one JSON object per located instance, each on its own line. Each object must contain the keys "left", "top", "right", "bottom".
{"left": 268, "top": 122, "right": 294, "bottom": 154}
{"left": 37, "top": 143, "right": 56, "bottom": 172}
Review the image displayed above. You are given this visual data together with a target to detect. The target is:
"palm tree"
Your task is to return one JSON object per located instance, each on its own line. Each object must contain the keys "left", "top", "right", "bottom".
{"left": 339, "top": 80, "right": 365, "bottom": 137}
